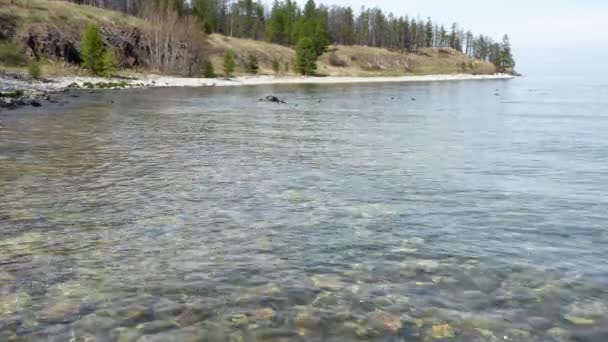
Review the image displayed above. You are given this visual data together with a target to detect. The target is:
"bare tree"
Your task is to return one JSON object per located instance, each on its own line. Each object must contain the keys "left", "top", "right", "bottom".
{"left": 141, "top": 5, "right": 206, "bottom": 76}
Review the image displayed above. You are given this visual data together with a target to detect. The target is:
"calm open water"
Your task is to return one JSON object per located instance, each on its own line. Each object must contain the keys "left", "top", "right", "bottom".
{"left": 1, "top": 77, "right": 607, "bottom": 341}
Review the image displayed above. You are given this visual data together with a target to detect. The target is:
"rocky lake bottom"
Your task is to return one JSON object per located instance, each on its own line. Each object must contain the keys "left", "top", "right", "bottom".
{"left": 1, "top": 77, "right": 607, "bottom": 341}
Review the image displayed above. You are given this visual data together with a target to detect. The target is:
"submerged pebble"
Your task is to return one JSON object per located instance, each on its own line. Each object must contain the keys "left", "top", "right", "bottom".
{"left": 564, "top": 315, "right": 595, "bottom": 325}
{"left": 40, "top": 302, "right": 81, "bottom": 323}
{"left": 311, "top": 274, "right": 345, "bottom": 290}
{"left": 547, "top": 327, "right": 571, "bottom": 341}
{"left": 429, "top": 323, "right": 456, "bottom": 339}
{"left": 367, "top": 310, "right": 402, "bottom": 333}
{"left": 111, "top": 327, "right": 141, "bottom": 342}
{"left": 136, "top": 320, "right": 177, "bottom": 334}
{"left": 137, "top": 326, "right": 207, "bottom": 342}
{"left": 255, "top": 308, "right": 276, "bottom": 321}
{"left": 229, "top": 313, "right": 249, "bottom": 327}
{"left": 294, "top": 307, "right": 320, "bottom": 329}
{"left": 0, "top": 291, "right": 31, "bottom": 317}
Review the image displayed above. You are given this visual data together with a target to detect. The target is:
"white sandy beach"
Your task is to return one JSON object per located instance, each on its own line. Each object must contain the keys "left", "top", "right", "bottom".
{"left": 54, "top": 73, "right": 514, "bottom": 89}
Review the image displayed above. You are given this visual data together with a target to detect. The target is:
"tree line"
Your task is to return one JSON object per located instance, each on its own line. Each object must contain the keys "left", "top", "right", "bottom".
{"left": 59, "top": 0, "right": 515, "bottom": 74}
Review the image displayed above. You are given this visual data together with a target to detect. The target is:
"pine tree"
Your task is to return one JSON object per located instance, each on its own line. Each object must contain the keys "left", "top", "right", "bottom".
{"left": 499, "top": 34, "right": 515, "bottom": 73}
{"left": 295, "top": 37, "right": 316, "bottom": 75}
{"left": 203, "top": 60, "right": 215, "bottom": 77}
{"left": 81, "top": 23, "right": 106, "bottom": 75}
{"left": 100, "top": 49, "right": 117, "bottom": 77}
{"left": 425, "top": 18, "right": 433, "bottom": 48}
{"left": 245, "top": 53, "right": 259, "bottom": 74}
{"left": 271, "top": 58, "right": 281, "bottom": 74}
{"left": 223, "top": 49, "right": 235, "bottom": 75}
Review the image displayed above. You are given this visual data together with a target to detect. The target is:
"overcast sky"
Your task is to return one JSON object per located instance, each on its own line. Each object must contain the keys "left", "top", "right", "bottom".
{"left": 306, "top": 0, "right": 608, "bottom": 75}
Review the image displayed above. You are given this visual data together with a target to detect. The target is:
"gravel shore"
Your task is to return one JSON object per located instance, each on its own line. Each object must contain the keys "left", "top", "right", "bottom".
{"left": 1, "top": 72, "right": 514, "bottom": 111}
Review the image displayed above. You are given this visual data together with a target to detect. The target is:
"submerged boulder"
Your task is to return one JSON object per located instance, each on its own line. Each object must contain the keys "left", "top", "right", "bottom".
{"left": 260, "top": 95, "right": 285, "bottom": 104}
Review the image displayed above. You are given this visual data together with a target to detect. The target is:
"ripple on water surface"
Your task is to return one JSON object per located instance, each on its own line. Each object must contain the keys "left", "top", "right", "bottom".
{"left": 1, "top": 80, "right": 608, "bottom": 341}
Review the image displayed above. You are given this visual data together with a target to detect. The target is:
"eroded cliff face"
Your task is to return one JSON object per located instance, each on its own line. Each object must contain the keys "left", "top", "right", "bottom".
{"left": 19, "top": 24, "right": 146, "bottom": 68}
{"left": 0, "top": 14, "right": 17, "bottom": 40}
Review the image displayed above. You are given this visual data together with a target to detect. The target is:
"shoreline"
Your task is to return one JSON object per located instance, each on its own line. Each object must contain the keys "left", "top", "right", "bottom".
{"left": 57, "top": 73, "right": 515, "bottom": 88}
{"left": 1, "top": 73, "right": 514, "bottom": 110}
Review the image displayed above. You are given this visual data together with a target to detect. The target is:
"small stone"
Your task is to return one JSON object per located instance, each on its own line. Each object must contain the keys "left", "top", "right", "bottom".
{"left": 431, "top": 276, "right": 442, "bottom": 284}
{"left": 475, "top": 328, "right": 497, "bottom": 339}
{"left": 564, "top": 315, "right": 595, "bottom": 325}
{"left": 415, "top": 260, "right": 440, "bottom": 273}
{"left": 505, "top": 328, "right": 530, "bottom": 339}
{"left": 98, "top": 304, "right": 148, "bottom": 325}
{"left": 174, "top": 307, "right": 209, "bottom": 327}
{"left": 153, "top": 300, "right": 184, "bottom": 320}
{"left": 229, "top": 314, "right": 249, "bottom": 327}
{"left": 249, "top": 283, "right": 280, "bottom": 296}
{"left": 528, "top": 316, "right": 552, "bottom": 330}
{"left": 0, "top": 291, "right": 31, "bottom": 317}
{"left": 254, "top": 308, "right": 275, "bottom": 321}
{"left": 367, "top": 310, "right": 402, "bottom": 332}
{"left": 430, "top": 323, "right": 455, "bottom": 339}
{"left": 296, "top": 327, "right": 311, "bottom": 336}
{"left": 136, "top": 326, "right": 206, "bottom": 342}
{"left": 229, "top": 332, "right": 244, "bottom": 342}
{"left": 391, "top": 247, "right": 418, "bottom": 253}
{"left": 111, "top": 327, "right": 141, "bottom": 342}
{"left": 547, "top": 327, "right": 570, "bottom": 341}
{"left": 41, "top": 302, "right": 80, "bottom": 323}
{"left": 311, "top": 274, "right": 345, "bottom": 290}
{"left": 415, "top": 281, "right": 434, "bottom": 287}
{"left": 73, "top": 313, "right": 119, "bottom": 333}
{"left": 294, "top": 307, "right": 320, "bottom": 329}
{"left": 343, "top": 322, "right": 375, "bottom": 338}
{"left": 0, "top": 272, "right": 14, "bottom": 285}
{"left": 136, "top": 320, "right": 176, "bottom": 334}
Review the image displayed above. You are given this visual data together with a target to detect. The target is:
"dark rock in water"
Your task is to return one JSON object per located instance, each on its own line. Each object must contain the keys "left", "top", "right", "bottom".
{"left": 0, "top": 99, "right": 16, "bottom": 109}
{"left": 30, "top": 100, "right": 41, "bottom": 107}
{"left": 260, "top": 95, "right": 286, "bottom": 104}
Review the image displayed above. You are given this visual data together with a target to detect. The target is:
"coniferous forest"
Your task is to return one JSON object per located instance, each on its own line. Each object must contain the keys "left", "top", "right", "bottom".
{"left": 60, "top": 0, "right": 516, "bottom": 72}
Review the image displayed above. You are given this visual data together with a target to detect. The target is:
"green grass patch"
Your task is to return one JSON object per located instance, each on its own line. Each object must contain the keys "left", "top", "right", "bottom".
{"left": 0, "top": 40, "right": 26, "bottom": 67}
{"left": 0, "top": 89, "right": 25, "bottom": 98}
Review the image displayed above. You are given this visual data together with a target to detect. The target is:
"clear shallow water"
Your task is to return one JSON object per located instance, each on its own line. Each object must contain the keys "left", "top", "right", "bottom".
{"left": 1, "top": 77, "right": 607, "bottom": 341}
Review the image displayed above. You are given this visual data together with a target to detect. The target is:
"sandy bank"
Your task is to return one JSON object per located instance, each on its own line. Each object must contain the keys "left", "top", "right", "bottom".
{"left": 58, "top": 73, "right": 515, "bottom": 88}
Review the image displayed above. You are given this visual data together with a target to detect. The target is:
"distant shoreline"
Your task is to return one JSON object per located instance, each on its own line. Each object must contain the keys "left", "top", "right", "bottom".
{"left": 1, "top": 73, "right": 514, "bottom": 111}
{"left": 60, "top": 73, "right": 516, "bottom": 88}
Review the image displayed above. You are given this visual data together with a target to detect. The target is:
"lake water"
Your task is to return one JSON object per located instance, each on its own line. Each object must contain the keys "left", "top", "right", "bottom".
{"left": 1, "top": 77, "right": 607, "bottom": 341}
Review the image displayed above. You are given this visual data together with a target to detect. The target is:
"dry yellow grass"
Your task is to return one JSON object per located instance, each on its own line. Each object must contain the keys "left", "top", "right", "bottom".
{"left": 1, "top": 0, "right": 496, "bottom": 77}
{"left": 318, "top": 45, "right": 496, "bottom": 76}
{"left": 0, "top": 0, "right": 144, "bottom": 28}
{"left": 206, "top": 34, "right": 296, "bottom": 76}
{"left": 207, "top": 35, "right": 496, "bottom": 77}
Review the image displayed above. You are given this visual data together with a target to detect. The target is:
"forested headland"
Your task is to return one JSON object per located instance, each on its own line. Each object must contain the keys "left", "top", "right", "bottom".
{"left": 0, "top": 0, "right": 516, "bottom": 78}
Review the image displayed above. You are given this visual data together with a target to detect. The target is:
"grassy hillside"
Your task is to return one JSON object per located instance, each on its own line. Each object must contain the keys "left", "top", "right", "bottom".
{"left": 0, "top": 0, "right": 143, "bottom": 35}
{"left": 1, "top": 0, "right": 497, "bottom": 77}
{"left": 205, "top": 35, "right": 496, "bottom": 76}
